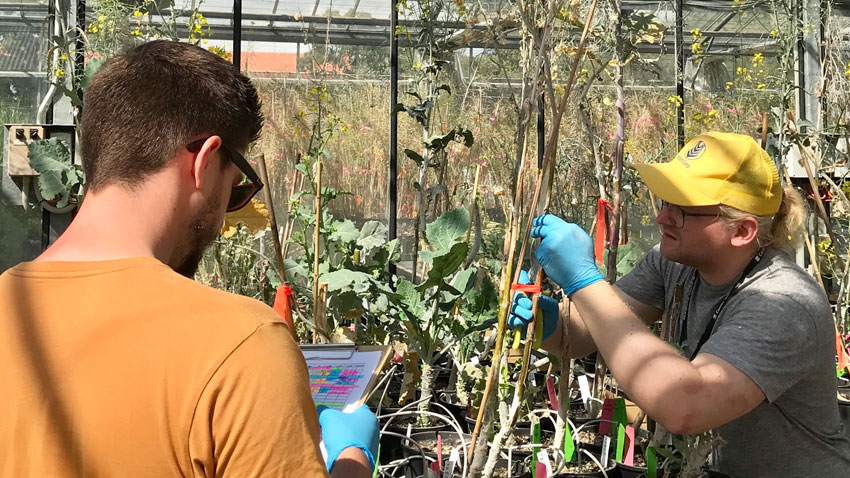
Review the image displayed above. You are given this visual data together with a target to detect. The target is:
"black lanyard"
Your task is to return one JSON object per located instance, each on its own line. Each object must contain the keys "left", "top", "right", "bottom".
{"left": 679, "top": 248, "right": 766, "bottom": 360}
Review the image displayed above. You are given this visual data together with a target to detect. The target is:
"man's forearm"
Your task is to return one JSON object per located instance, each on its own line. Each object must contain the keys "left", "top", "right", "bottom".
{"left": 541, "top": 299, "right": 599, "bottom": 358}
{"left": 329, "top": 447, "right": 372, "bottom": 478}
{"left": 570, "top": 282, "right": 711, "bottom": 433}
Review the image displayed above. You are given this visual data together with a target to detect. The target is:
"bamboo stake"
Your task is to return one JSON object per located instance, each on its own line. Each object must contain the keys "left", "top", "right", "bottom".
{"left": 312, "top": 161, "right": 323, "bottom": 343}
{"left": 314, "top": 283, "right": 328, "bottom": 343}
{"left": 468, "top": 168, "right": 524, "bottom": 459}
{"left": 280, "top": 168, "right": 301, "bottom": 259}
{"left": 256, "top": 154, "right": 287, "bottom": 283}
{"left": 761, "top": 113, "right": 769, "bottom": 148}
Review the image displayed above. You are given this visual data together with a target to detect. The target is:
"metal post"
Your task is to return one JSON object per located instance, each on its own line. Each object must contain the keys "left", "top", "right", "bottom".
{"left": 674, "top": 0, "right": 685, "bottom": 149}
{"left": 388, "top": 0, "right": 398, "bottom": 278}
{"left": 233, "top": 0, "right": 242, "bottom": 70}
{"left": 796, "top": 0, "right": 822, "bottom": 132}
{"left": 75, "top": 0, "right": 86, "bottom": 104}
{"left": 537, "top": 94, "right": 544, "bottom": 169}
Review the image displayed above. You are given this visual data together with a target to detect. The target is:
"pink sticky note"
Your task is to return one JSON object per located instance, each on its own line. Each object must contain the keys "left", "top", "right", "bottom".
{"left": 598, "top": 398, "right": 615, "bottom": 435}
{"left": 535, "top": 461, "right": 548, "bottom": 478}
{"left": 546, "top": 376, "right": 558, "bottom": 412}
{"left": 625, "top": 425, "right": 635, "bottom": 466}
{"left": 437, "top": 433, "right": 443, "bottom": 470}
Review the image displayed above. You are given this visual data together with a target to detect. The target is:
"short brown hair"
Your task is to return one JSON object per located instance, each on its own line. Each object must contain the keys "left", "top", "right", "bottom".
{"left": 81, "top": 40, "right": 263, "bottom": 191}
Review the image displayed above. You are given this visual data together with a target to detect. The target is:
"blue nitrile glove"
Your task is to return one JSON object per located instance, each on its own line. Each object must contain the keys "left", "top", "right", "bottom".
{"left": 509, "top": 270, "right": 559, "bottom": 341}
{"left": 530, "top": 214, "right": 604, "bottom": 297}
{"left": 317, "top": 404, "right": 379, "bottom": 472}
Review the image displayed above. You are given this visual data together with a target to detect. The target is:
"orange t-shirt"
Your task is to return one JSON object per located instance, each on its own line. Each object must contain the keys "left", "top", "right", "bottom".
{"left": 0, "top": 258, "right": 328, "bottom": 477}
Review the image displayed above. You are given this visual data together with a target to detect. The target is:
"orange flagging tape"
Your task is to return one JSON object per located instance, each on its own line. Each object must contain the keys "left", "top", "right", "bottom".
{"left": 595, "top": 198, "right": 612, "bottom": 265}
{"left": 511, "top": 283, "right": 542, "bottom": 294}
{"left": 272, "top": 284, "right": 296, "bottom": 338}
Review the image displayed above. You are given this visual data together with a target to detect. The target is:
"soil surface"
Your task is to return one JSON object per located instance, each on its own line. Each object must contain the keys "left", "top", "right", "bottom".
{"left": 560, "top": 460, "right": 615, "bottom": 474}
{"left": 577, "top": 429, "right": 604, "bottom": 447}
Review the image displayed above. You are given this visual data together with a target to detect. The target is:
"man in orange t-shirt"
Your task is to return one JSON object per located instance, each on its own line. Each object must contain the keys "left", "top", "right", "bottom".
{"left": 0, "top": 41, "right": 376, "bottom": 477}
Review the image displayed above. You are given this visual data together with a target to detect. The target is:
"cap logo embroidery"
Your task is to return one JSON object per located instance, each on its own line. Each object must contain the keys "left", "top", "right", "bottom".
{"left": 685, "top": 140, "right": 706, "bottom": 159}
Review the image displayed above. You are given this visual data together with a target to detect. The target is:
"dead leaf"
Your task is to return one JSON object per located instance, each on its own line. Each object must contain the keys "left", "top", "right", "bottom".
{"left": 221, "top": 198, "right": 270, "bottom": 238}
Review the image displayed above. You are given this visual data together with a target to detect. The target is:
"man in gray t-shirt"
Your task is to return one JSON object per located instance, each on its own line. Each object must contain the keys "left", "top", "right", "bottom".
{"left": 616, "top": 245, "right": 849, "bottom": 476}
{"left": 510, "top": 132, "right": 850, "bottom": 477}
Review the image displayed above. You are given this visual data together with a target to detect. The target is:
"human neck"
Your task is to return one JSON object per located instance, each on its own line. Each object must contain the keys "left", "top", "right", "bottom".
{"left": 696, "top": 246, "right": 761, "bottom": 286}
{"left": 36, "top": 179, "right": 183, "bottom": 265}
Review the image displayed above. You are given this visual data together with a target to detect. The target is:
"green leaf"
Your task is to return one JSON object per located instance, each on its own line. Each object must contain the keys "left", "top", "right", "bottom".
{"left": 284, "top": 258, "right": 309, "bottom": 279}
{"left": 329, "top": 290, "right": 365, "bottom": 318}
{"left": 28, "top": 138, "right": 76, "bottom": 205}
{"left": 426, "top": 207, "right": 470, "bottom": 252}
{"left": 81, "top": 58, "right": 103, "bottom": 90}
{"left": 404, "top": 149, "right": 425, "bottom": 165}
{"left": 417, "top": 242, "right": 469, "bottom": 292}
{"left": 384, "top": 239, "right": 401, "bottom": 264}
{"left": 451, "top": 267, "right": 476, "bottom": 295}
{"left": 319, "top": 269, "right": 373, "bottom": 294}
{"left": 329, "top": 219, "right": 360, "bottom": 243}
{"left": 395, "top": 278, "right": 424, "bottom": 318}
{"left": 357, "top": 221, "right": 388, "bottom": 252}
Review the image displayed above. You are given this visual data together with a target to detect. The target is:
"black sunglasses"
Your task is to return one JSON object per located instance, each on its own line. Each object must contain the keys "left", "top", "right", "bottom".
{"left": 187, "top": 137, "right": 264, "bottom": 212}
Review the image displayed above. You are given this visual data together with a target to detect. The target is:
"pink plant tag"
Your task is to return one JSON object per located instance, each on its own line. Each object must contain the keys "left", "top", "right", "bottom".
{"left": 598, "top": 398, "right": 615, "bottom": 435}
{"left": 535, "top": 461, "right": 548, "bottom": 478}
{"left": 546, "top": 376, "right": 558, "bottom": 412}
{"left": 625, "top": 425, "right": 635, "bottom": 466}
{"left": 437, "top": 433, "right": 443, "bottom": 470}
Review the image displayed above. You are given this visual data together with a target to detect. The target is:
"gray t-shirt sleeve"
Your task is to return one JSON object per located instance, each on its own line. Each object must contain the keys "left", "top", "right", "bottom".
{"left": 615, "top": 244, "right": 667, "bottom": 310}
{"left": 700, "top": 291, "right": 819, "bottom": 403}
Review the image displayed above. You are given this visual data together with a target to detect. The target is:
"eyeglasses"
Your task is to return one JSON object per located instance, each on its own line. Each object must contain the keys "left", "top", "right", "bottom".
{"left": 660, "top": 201, "right": 719, "bottom": 228}
{"left": 187, "top": 137, "right": 264, "bottom": 212}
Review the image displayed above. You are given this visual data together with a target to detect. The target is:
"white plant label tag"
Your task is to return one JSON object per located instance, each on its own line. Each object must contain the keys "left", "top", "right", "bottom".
{"left": 577, "top": 374, "right": 591, "bottom": 407}
{"left": 536, "top": 449, "right": 553, "bottom": 476}
{"left": 442, "top": 449, "right": 459, "bottom": 478}
{"left": 601, "top": 435, "right": 611, "bottom": 468}
{"left": 530, "top": 372, "right": 537, "bottom": 387}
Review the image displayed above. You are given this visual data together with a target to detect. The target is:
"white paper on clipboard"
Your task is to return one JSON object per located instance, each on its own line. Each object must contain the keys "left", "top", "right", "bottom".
{"left": 301, "top": 345, "right": 388, "bottom": 413}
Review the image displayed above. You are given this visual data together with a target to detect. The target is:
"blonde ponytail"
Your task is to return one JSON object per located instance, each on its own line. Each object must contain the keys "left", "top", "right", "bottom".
{"left": 719, "top": 186, "right": 806, "bottom": 250}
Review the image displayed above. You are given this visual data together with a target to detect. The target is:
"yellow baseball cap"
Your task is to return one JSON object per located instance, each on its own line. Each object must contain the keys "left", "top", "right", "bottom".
{"left": 632, "top": 131, "right": 781, "bottom": 216}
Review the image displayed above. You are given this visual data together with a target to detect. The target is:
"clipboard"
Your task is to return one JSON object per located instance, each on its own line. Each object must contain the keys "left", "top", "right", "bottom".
{"left": 300, "top": 344, "right": 392, "bottom": 412}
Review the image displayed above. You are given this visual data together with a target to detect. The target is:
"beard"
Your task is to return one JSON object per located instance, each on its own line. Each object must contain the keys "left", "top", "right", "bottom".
{"left": 173, "top": 192, "right": 224, "bottom": 278}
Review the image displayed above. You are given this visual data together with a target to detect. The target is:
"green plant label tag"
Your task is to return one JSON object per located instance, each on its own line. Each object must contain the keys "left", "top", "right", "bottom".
{"left": 613, "top": 397, "right": 628, "bottom": 427}
{"left": 531, "top": 423, "right": 541, "bottom": 477}
{"left": 564, "top": 420, "right": 575, "bottom": 462}
{"left": 615, "top": 423, "right": 625, "bottom": 462}
{"left": 646, "top": 446, "right": 658, "bottom": 478}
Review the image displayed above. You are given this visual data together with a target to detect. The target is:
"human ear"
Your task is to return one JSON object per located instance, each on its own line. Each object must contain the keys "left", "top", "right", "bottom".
{"left": 730, "top": 216, "right": 759, "bottom": 247}
{"left": 190, "top": 136, "right": 223, "bottom": 190}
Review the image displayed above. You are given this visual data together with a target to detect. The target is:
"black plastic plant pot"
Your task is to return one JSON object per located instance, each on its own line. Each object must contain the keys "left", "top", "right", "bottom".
{"left": 502, "top": 427, "right": 556, "bottom": 460}
{"left": 552, "top": 454, "right": 618, "bottom": 478}
{"left": 616, "top": 460, "right": 646, "bottom": 478}
{"left": 380, "top": 417, "right": 451, "bottom": 465}
{"left": 636, "top": 471, "right": 730, "bottom": 478}
{"left": 400, "top": 430, "right": 470, "bottom": 478}
{"left": 434, "top": 391, "right": 469, "bottom": 431}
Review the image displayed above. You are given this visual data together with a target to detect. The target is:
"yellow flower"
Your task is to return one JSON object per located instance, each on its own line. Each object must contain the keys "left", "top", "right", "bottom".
{"left": 690, "top": 28, "right": 701, "bottom": 41}
{"left": 752, "top": 53, "right": 763, "bottom": 66}
{"left": 770, "top": 29, "right": 779, "bottom": 37}
{"left": 97, "top": 15, "right": 106, "bottom": 22}
{"left": 132, "top": 9, "right": 142, "bottom": 17}
{"left": 55, "top": 67, "right": 64, "bottom": 78}
{"left": 691, "top": 42, "right": 703, "bottom": 55}
{"left": 59, "top": 53, "right": 67, "bottom": 61}
{"left": 757, "top": 83, "right": 766, "bottom": 90}
{"left": 88, "top": 24, "right": 99, "bottom": 33}
{"left": 725, "top": 81, "right": 733, "bottom": 90}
